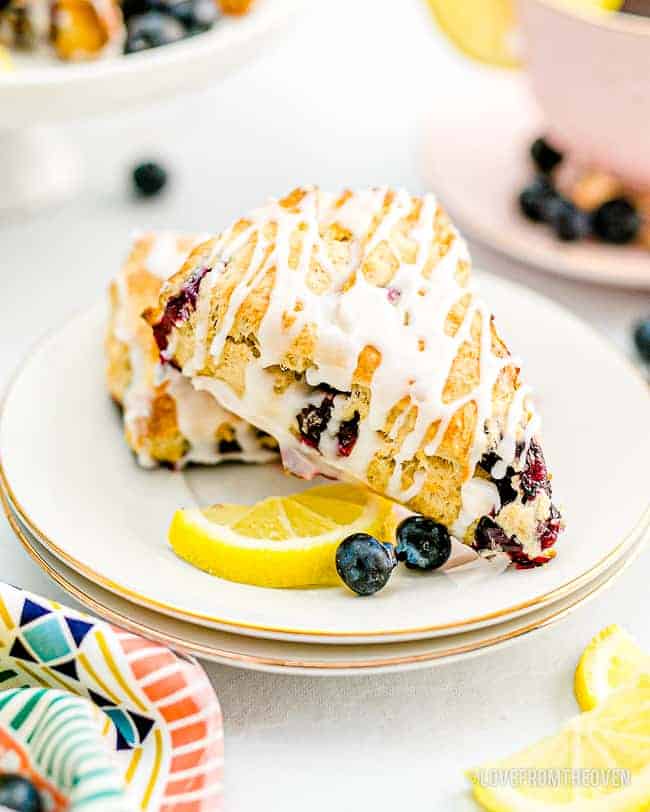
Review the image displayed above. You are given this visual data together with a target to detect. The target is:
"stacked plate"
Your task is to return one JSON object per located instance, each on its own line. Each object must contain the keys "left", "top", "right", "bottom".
{"left": 1, "top": 272, "right": 649, "bottom": 675}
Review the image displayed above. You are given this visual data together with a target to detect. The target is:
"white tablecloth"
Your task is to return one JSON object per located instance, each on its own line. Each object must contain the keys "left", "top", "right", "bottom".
{"left": 1, "top": 0, "right": 649, "bottom": 808}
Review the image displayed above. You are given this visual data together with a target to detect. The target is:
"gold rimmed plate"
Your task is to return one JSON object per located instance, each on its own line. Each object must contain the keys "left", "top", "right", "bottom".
{"left": 4, "top": 493, "right": 648, "bottom": 676}
{"left": 1, "top": 272, "right": 649, "bottom": 642}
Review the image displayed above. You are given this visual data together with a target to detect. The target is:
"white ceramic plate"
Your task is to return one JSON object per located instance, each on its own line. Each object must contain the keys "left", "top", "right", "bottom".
{"left": 0, "top": 0, "right": 304, "bottom": 128}
{"left": 5, "top": 497, "right": 648, "bottom": 676}
{"left": 1, "top": 271, "right": 648, "bottom": 642}
{"left": 420, "top": 73, "right": 650, "bottom": 290}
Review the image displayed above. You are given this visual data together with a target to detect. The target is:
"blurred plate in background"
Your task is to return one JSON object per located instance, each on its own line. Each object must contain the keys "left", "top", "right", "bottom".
{"left": 420, "top": 72, "right": 650, "bottom": 289}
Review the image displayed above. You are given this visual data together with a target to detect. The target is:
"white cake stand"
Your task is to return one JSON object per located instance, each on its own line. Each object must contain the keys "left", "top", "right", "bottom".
{"left": 0, "top": 0, "right": 302, "bottom": 215}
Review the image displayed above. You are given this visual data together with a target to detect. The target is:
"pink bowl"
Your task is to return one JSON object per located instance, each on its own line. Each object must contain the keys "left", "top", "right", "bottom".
{"left": 518, "top": 0, "right": 650, "bottom": 188}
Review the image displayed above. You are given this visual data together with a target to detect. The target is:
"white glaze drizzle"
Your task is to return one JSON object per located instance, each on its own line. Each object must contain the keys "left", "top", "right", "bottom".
{"left": 113, "top": 232, "right": 275, "bottom": 467}
{"left": 181, "top": 188, "right": 538, "bottom": 513}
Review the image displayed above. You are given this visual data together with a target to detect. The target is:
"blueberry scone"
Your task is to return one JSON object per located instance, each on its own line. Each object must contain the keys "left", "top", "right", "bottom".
{"left": 106, "top": 232, "right": 278, "bottom": 468}
{"left": 146, "top": 188, "right": 563, "bottom": 567}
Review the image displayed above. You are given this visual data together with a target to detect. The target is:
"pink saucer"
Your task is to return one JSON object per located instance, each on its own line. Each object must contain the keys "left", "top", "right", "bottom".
{"left": 420, "top": 72, "right": 650, "bottom": 290}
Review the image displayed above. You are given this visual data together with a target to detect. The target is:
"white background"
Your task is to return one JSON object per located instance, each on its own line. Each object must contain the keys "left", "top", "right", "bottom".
{"left": 1, "top": 0, "right": 650, "bottom": 808}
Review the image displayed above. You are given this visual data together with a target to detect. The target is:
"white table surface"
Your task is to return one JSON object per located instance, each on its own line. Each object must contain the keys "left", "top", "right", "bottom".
{"left": 1, "top": 0, "right": 649, "bottom": 808}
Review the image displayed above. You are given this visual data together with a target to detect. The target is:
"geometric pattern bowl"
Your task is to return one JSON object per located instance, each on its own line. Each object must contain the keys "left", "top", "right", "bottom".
{"left": 0, "top": 583, "right": 223, "bottom": 810}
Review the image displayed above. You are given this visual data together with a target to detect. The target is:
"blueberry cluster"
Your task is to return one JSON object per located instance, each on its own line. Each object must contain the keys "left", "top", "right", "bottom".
{"left": 335, "top": 516, "right": 452, "bottom": 596}
{"left": 122, "top": 0, "right": 221, "bottom": 54}
{"left": 519, "top": 137, "right": 641, "bottom": 245}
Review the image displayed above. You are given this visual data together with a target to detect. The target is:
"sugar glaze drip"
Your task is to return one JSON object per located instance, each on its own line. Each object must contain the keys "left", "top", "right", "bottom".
{"left": 113, "top": 232, "right": 273, "bottom": 467}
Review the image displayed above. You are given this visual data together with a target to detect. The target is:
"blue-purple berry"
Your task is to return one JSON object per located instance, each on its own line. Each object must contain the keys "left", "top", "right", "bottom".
{"left": 336, "top": 534, "right": 397, "bottom": 596}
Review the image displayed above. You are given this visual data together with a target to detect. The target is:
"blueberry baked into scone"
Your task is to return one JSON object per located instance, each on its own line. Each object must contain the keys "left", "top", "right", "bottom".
{"left": 106, "top": 232, "right": 278, "bottom": 468}
{"left": 146, "top": 187, "right": 564, "bottom": 567}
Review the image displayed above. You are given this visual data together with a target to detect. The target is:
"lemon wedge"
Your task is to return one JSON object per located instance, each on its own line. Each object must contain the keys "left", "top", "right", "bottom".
{"left": 425, "top": 0, "right": 623, "bottom": 69}
{"left": 169, "top": 484, "right": 397, "bottom": 588}
{"left": 425, "top": 0, "right": 520, "bottom": 68}
{"left": 469, "top": 674, "right": 650, "bottom": 811}
{"left": 0, "top": 46, "right": 14, "bottom": 72}
{"left": 566, "top": 0, "right": 624, "bottom": 10}
{"left": 575, "top": 625, "right": 650, "bottom": 711}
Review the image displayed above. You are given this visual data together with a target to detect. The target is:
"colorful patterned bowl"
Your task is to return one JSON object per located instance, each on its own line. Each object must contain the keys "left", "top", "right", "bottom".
{"left": 0, "top": 582, "right": 223, "bottom": 810}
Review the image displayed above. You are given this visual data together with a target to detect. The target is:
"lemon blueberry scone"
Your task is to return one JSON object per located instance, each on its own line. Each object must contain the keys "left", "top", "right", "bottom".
{"left": 106, "top": 231, "right": 278, "bottom": 468}
{"left": 147, "top": 187, "right": 563, "bottom": 567}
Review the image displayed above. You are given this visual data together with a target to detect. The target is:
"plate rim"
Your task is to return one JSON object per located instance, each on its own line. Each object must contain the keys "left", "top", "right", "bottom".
{"left": 5, "top": 495, "right": 648, "bottom": 675}
{"left": 1, "top": 278, "right": 650, "bottom": 641}
{"left": 5, "top": 467, "right": 648, "bottom": 640}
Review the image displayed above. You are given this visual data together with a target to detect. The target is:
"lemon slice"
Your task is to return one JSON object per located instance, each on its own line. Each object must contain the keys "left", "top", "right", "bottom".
{"left": 575, "top": 625, "right": 650, "bottom": 712}
{"left": 565, "top": 0, "right": 624, "bottom": 11}
{"left": 425, "top": 0, "right": 623, "bottom": 69}
{"left": 468, "top": 674, "right": 650, "bottom": 811}
{"left": 0, "top": 47, "right": 13, "bottom": 72}
{"left": 425, "top": 0, "right": 521, "bottom": 68}
{"left": 169, "top": 484, "right": 397, "bottom": 588}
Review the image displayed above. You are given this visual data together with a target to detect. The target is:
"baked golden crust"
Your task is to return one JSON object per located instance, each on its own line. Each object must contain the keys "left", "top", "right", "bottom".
{"left": 106, "top": 232, "right": 278, "bottom": 468}
{"left": 148, "top": 187, "right": 563, "bottom": 566}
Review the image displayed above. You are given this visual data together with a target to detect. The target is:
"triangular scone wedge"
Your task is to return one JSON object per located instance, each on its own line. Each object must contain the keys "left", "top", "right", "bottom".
{"left": 146, "top": 187, "right": 563, "bottom": 566}
{"left": 106, "top": 232, "right": 277, "bottom": 468}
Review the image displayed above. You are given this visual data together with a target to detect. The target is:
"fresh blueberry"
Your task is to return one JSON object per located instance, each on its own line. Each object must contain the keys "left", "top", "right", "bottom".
{"left": 395, "top": 516, "right": 452, "bottom": 571}
{"left": 518, "top": 177, "right": 555, "bottom": 223}
{"left": 0, "top": 775, "right": 43, "bottom": 812}
{"left": 120, "top": 0, "right": 154, "bottom": 20}
{"left": 530, "top": 137, "right": 563, "bottom": 174}
{"left": 166, "top": 0, "right": 219, "bottom": 32}
{"left": 335, "top": 533, "right": 397, "bottom": 596}
{"left": 633, "top": 317, "right": 650, "bottom": 362}
{"left": 540, "top": 191, "right": 566, "bottom": 224}
{"left": 124, "top": 11, "right": 185, "bottom": 53}
{"left": 132, "top": 161, "right": 168, "bottom": 197}
{"left": 550, "top": 199, "right": 591, "bottom": 241}
{"left": 592, "top": 198, "right": 640, "bottom": 244}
